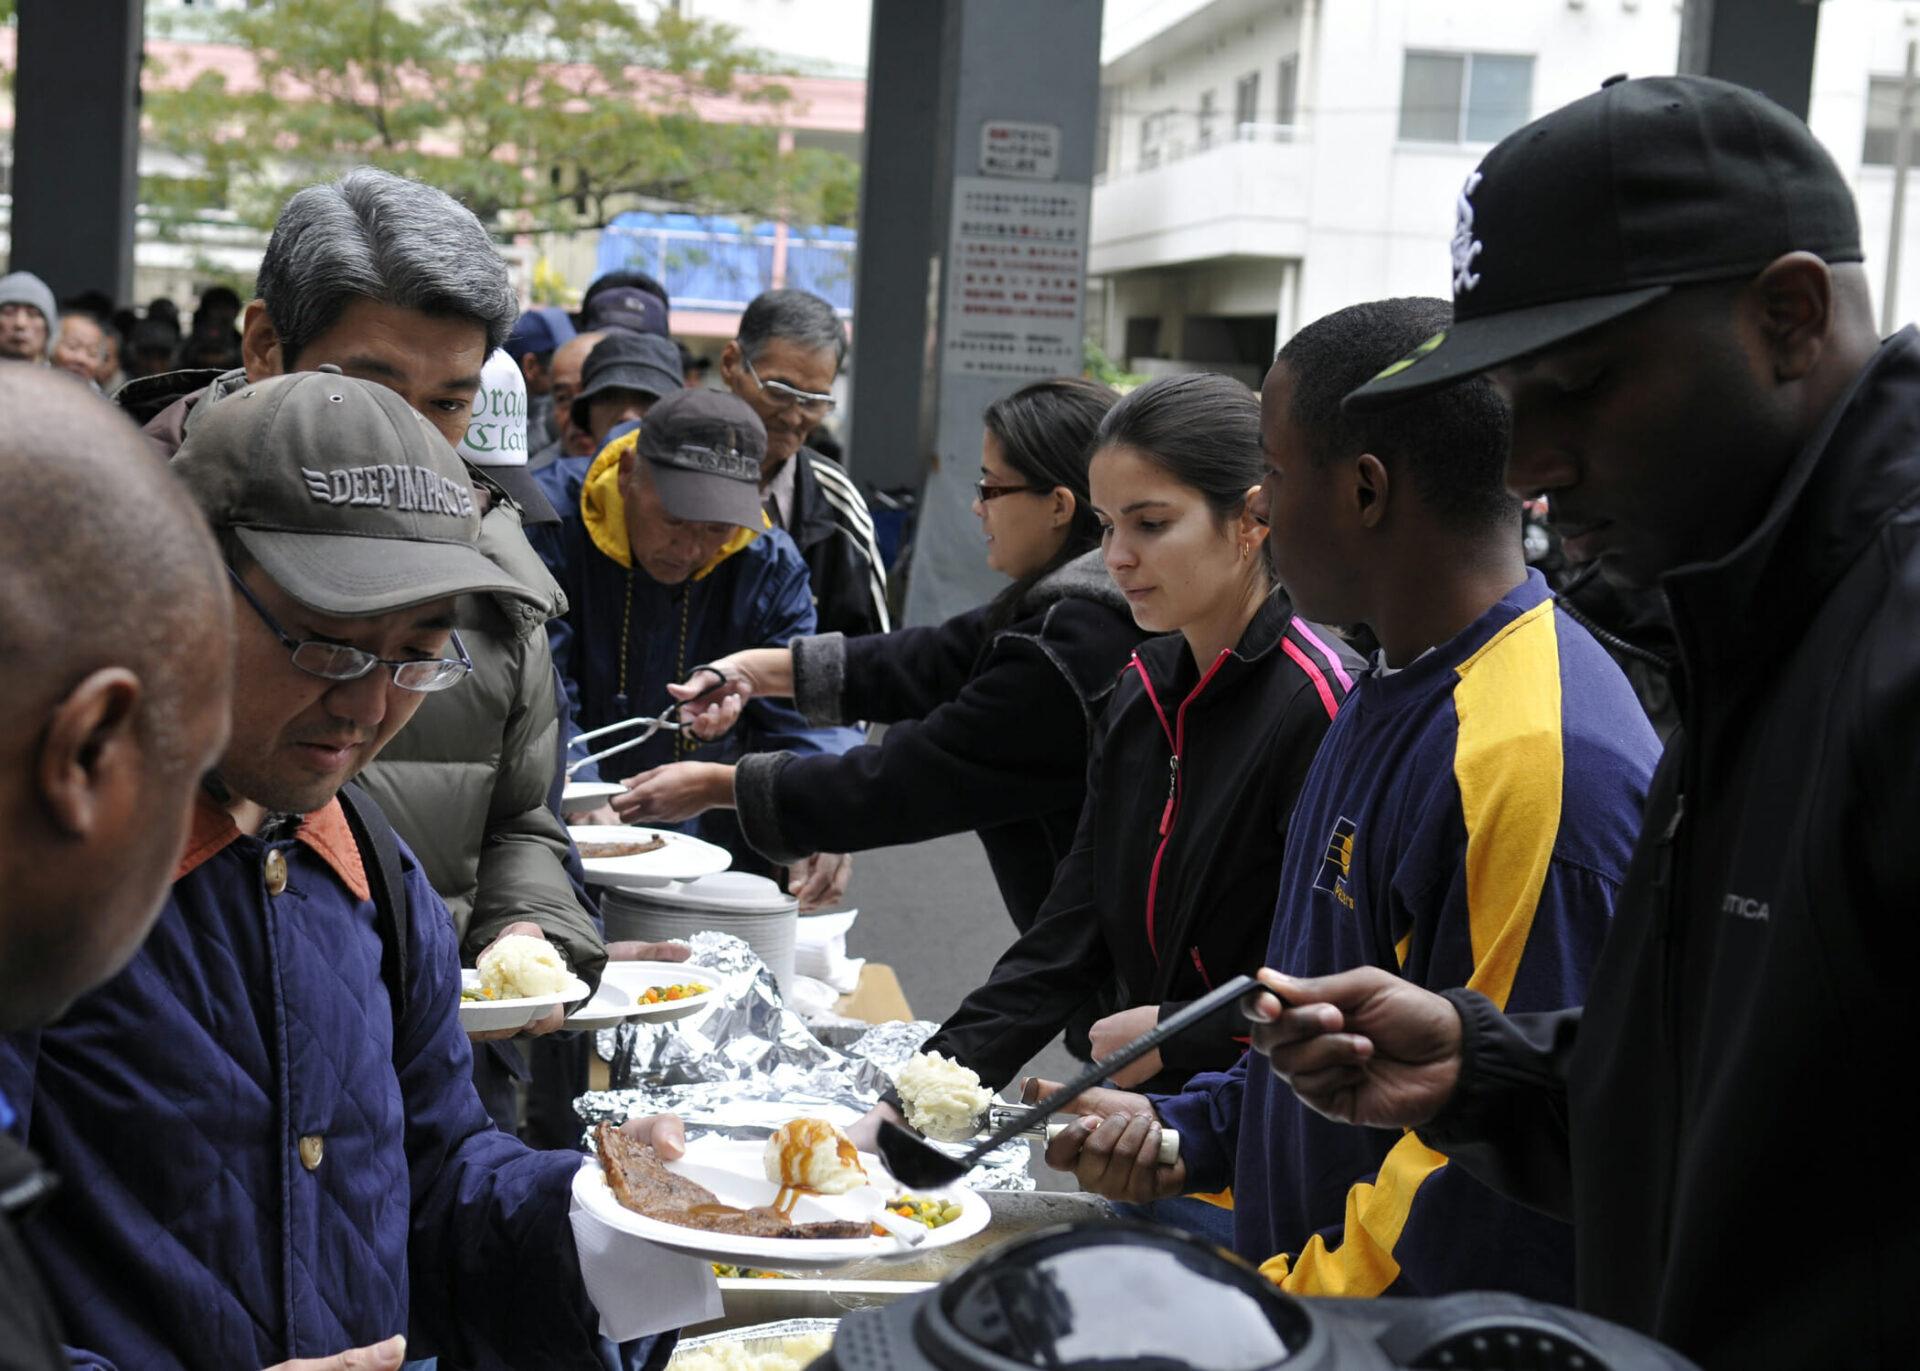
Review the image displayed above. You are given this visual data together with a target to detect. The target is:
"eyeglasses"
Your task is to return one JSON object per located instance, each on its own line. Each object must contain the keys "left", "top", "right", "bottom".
{"left": 227, "top": 565, "right": 473, "bottom": 694}
{"left": 974, "top": 481, "right": 1042, "bottom": 502}
{"left": 740, "top": 353, "right": 837, "bottom": 418}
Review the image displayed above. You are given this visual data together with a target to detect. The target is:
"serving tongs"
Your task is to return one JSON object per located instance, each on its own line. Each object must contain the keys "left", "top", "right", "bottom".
{"left": 564, "top": 711, "right": 686, "bottom": 778}
{"left": 878, "top": 975, "right": 1256, "bottom": 1190}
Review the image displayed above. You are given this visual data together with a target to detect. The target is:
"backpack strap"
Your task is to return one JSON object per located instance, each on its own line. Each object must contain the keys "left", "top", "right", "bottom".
{"left": 338, "top": 782, "right": 410, "bottom": 1031}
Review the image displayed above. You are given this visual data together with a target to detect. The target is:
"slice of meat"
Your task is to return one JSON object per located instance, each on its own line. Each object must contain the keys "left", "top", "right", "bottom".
{"left": 578, "top": 836, "right": 668, "bottom": 859}
{"left": 595, "top": 1124, "right": 872, "bottom": 1241}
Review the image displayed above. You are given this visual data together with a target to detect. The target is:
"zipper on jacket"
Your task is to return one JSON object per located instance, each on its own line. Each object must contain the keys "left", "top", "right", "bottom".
{"left": 1653, "top": 756, "right": 1691, "bottom": 1263}
{"left": 1132, "top": 649, "right": 1230, "bottom": 962}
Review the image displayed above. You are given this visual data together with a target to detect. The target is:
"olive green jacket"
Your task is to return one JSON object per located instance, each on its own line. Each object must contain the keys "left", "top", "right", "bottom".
{"left": 356, "top": 500, "right": 607, "bottom": 988}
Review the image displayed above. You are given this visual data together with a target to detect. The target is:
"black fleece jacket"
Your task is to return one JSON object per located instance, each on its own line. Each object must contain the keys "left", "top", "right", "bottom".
{"left": 1425, "top": 328, "right": 1920, "bottom": 1371}
{"left": 735, "top": 550, "right": 1146, "bottom": 932}
{"left": 920, "top": 589, "right": 1362, "bottom": 1092}
{"left": 776, "top": 447, "right": 891, "bottom": 640}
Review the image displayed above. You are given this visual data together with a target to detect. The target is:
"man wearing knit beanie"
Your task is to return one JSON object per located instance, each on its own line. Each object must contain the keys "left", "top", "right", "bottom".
{"left": 0, "top": 272, "right": 58, "bottom": 364}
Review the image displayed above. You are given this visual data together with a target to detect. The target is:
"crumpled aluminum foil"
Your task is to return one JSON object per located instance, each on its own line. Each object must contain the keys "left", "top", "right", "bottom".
{"left": 577, "top": 930, "right": 1034, "bottom": 1191}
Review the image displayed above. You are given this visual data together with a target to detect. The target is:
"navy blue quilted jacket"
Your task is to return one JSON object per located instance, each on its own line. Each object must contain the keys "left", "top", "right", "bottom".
{"left": 0, "top": 796, "right": 602, "bottom": 1370}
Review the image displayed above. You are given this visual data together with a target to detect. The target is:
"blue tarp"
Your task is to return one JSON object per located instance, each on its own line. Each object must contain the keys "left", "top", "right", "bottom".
{"left": 594, "top": 212, "right": 855, "bottom": 313}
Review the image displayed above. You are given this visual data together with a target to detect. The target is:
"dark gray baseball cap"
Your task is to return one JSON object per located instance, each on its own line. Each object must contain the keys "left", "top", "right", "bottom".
{"left": 171, "top": 368, "right": 544, "bottom": 616}
{"left": 636, "top": 388, "right": 768, "bottom": 530}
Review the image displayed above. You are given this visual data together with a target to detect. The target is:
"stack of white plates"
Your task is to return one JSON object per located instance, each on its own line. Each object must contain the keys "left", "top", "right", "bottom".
{"left": 603, "top": 871, "right": 800, "bottom": 994}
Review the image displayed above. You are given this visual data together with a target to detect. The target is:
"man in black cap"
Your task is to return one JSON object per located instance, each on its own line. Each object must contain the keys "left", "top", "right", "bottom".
{"left": 573, "top": 330, "right": 685, "bottom": 444}
{"left": 0, "top": 372, "right": 699, "bottom": 1371}
{"left": 534, "top": 388, "right": 861, "bottom": 884}
{"left": 531, "top": 330, "right": 685, "bottom": 527}
{"left": 1254, "top": 75, "right": 1913, "bottom": 1369}
{"left": 577, "top": 270, "right": 672, "bottom": 338}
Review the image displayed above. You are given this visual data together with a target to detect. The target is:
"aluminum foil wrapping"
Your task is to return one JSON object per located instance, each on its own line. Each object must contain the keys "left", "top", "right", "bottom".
{"left": 577, "top": 931, "right": 1034, "bottom": 1192}
{"left": 669, "top": 1317, "right": 841, "bottom": 1365}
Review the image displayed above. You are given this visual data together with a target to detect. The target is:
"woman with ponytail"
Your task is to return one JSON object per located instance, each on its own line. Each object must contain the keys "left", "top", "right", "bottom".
{"left": 865, "top": 371, "right": 1364, "bottom": 1130}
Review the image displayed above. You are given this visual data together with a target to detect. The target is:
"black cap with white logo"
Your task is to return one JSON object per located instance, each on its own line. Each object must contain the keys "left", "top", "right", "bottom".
{"left": 172, "top": 368, "right": 544, "bottom": 615}
{"left": 1346, "top": 75, "right": 1864, "bottom": 409}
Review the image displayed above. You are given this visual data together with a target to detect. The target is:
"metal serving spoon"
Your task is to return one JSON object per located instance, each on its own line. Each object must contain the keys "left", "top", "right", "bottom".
{"left": 877, "top": 975, "right": 1256, "bottom": 1190}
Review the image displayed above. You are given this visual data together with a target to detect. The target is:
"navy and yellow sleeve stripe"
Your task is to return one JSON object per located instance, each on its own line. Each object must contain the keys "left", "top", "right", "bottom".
{"left": 1260, "top": 599, "right": 1567, "bottom": 1297}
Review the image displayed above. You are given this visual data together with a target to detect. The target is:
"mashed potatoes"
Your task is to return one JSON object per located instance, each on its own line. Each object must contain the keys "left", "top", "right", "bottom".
{"left": 896, "top": 1051, "right": 992, "bottom": 1142}
{"left": 669, "top": 1332, "right": 833, "bottom": 1371}
{"left": 763, "top": 1118, "right": 867, "bottom": 1195}
{"left": 477, "top": 933, "right": 570, "bottom": 1000}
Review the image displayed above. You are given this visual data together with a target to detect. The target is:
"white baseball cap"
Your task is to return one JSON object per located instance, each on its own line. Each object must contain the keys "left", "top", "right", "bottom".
{"left": 458, "top": 348, "right": 557, "bottom": 522}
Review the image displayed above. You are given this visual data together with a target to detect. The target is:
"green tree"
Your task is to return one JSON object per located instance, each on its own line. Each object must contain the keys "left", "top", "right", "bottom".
{"left": 143, "top": 0, "right": 860, "bottom": 236}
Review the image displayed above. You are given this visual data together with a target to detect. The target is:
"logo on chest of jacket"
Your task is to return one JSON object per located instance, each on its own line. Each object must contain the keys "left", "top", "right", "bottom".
{"left": 1721, "top": 893, "right": 1771, "bottom": 922}
{"left": 1312, "top": 816, "right": 1358, "bottom": 911}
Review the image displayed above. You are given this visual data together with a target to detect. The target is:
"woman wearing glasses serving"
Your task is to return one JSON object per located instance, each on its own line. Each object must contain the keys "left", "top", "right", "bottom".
{"left": 619, "top": 376, "right": 1144, "bottom": 934}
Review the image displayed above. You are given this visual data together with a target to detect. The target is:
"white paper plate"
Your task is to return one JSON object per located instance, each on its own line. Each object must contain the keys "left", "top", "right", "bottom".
{"left": 560, "top": 780, "right": 625, "bottom": 812}
{"left": 457, "top": 967, "right": 592, "bottom": 1033}
{"left": 568, "top": 825, "right": 733, "bottom": 888}
{"left": 574, "top": 1137, "right": 989, "bottom": 1271}
{"left": 564, "top": 962, "right": 723, "bottom": 1030}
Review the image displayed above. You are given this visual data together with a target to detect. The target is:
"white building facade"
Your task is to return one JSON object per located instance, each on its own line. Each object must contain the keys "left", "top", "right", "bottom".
{"left": 1088, "top": 0, "right": 1920, "bottom": 383}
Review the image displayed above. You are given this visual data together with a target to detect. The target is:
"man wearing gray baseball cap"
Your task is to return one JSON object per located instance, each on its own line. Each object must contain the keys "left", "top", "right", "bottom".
{"left": 533, "top": 387, "right": 862, "bottom": 894}
{"left": 121, "top": 166, "right": 614, "bottom": 1071}
{"left": 1, "top": 370, "right": 702, "bottom": 1370}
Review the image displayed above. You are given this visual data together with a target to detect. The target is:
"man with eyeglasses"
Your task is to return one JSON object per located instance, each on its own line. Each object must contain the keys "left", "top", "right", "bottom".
{"left": 0, "top": 371, "right": 704, "bottom": 1371}
{"left": 719, "top": 288, "right": 890, "bottom": 639}
{"left": 123, "top": 167, "right": 613, "bottom": 1109}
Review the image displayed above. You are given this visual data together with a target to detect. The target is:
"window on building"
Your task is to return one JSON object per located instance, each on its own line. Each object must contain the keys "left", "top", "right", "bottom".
{"left": 1198, "top": 90, "right": 1218, "bottom": 150}
{"left": 1398, "top": 51, "right": 1534, "bottom": 144}
{"left": 1235, "top": 72, "right": 1261, "bottom": 135}
{"left": 1140, "top": 110, "right": 1166, "bottom": 170}
{"left": 1277, "top": 54, "right": 1299, "bottom": 127}
{"left": 1096, "top": 86, "right": 1115, "bottom": 178}
{"left": 1863, "top": 75, "right": 1920, "bottom": 166}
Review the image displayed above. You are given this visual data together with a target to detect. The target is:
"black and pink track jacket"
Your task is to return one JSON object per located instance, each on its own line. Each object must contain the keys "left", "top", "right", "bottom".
{"left": 924, "top": 587, "right": 1362, "bottom": 1094}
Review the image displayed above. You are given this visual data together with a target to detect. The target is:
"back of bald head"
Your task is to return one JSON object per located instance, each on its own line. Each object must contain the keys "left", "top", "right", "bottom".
{"left": 0, "top": 368, "right": 229, "bottom": 765}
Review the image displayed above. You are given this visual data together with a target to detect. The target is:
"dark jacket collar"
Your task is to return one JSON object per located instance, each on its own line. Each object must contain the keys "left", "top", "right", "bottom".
{"left": 780, "top": 448, "right": 847, "bottom": 550}
{"left": 1662, "top": 327, "right": 1920, "bottom": 683}
{"left": 1130, "top": 585, "right": 1296, "bottom": 698}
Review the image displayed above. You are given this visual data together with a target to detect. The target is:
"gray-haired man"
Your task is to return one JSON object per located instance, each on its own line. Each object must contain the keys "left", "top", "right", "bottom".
{"left": 719, "top": 288, "right": 890, "bottom": 638}
{"left": 116, "top": 167, "right": 609, "bottom": 1059}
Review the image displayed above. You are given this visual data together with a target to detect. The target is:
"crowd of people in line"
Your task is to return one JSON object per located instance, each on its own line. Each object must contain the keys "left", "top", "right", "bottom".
{"left": 0, "top": 72, "right": 1913, "bottom": 1371}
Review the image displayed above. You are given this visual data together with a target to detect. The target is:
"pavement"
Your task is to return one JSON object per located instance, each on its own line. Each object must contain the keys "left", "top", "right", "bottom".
{"left": 839, "top": 830, "right": 1084, "bottom": 1192}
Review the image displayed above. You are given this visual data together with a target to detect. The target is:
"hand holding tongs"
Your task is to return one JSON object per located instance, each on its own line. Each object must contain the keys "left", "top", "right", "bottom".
{"left": 564, "top": 671, "right": 728, "bottom": 778}
{"left": 565, "top": 712, "right": 685, "bottom": 777}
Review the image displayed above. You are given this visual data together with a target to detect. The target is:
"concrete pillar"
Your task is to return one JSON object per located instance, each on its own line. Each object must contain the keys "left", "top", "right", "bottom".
{"left": 850, "top": 0, "right": 1106, "bottom": 626}
{"left": 845, "top": 1, "right": 953, "bottom": 497}
{"left": 1678, "top": 0, "right": 1820, "bottom": 120}
{"left": 9, "top": 0, "right": 146, "bottom": 304}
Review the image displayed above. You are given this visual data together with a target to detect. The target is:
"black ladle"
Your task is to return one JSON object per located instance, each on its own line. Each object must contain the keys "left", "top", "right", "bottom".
{"left": 877, "top": 974, "right": 1258, "bottom": 1190}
